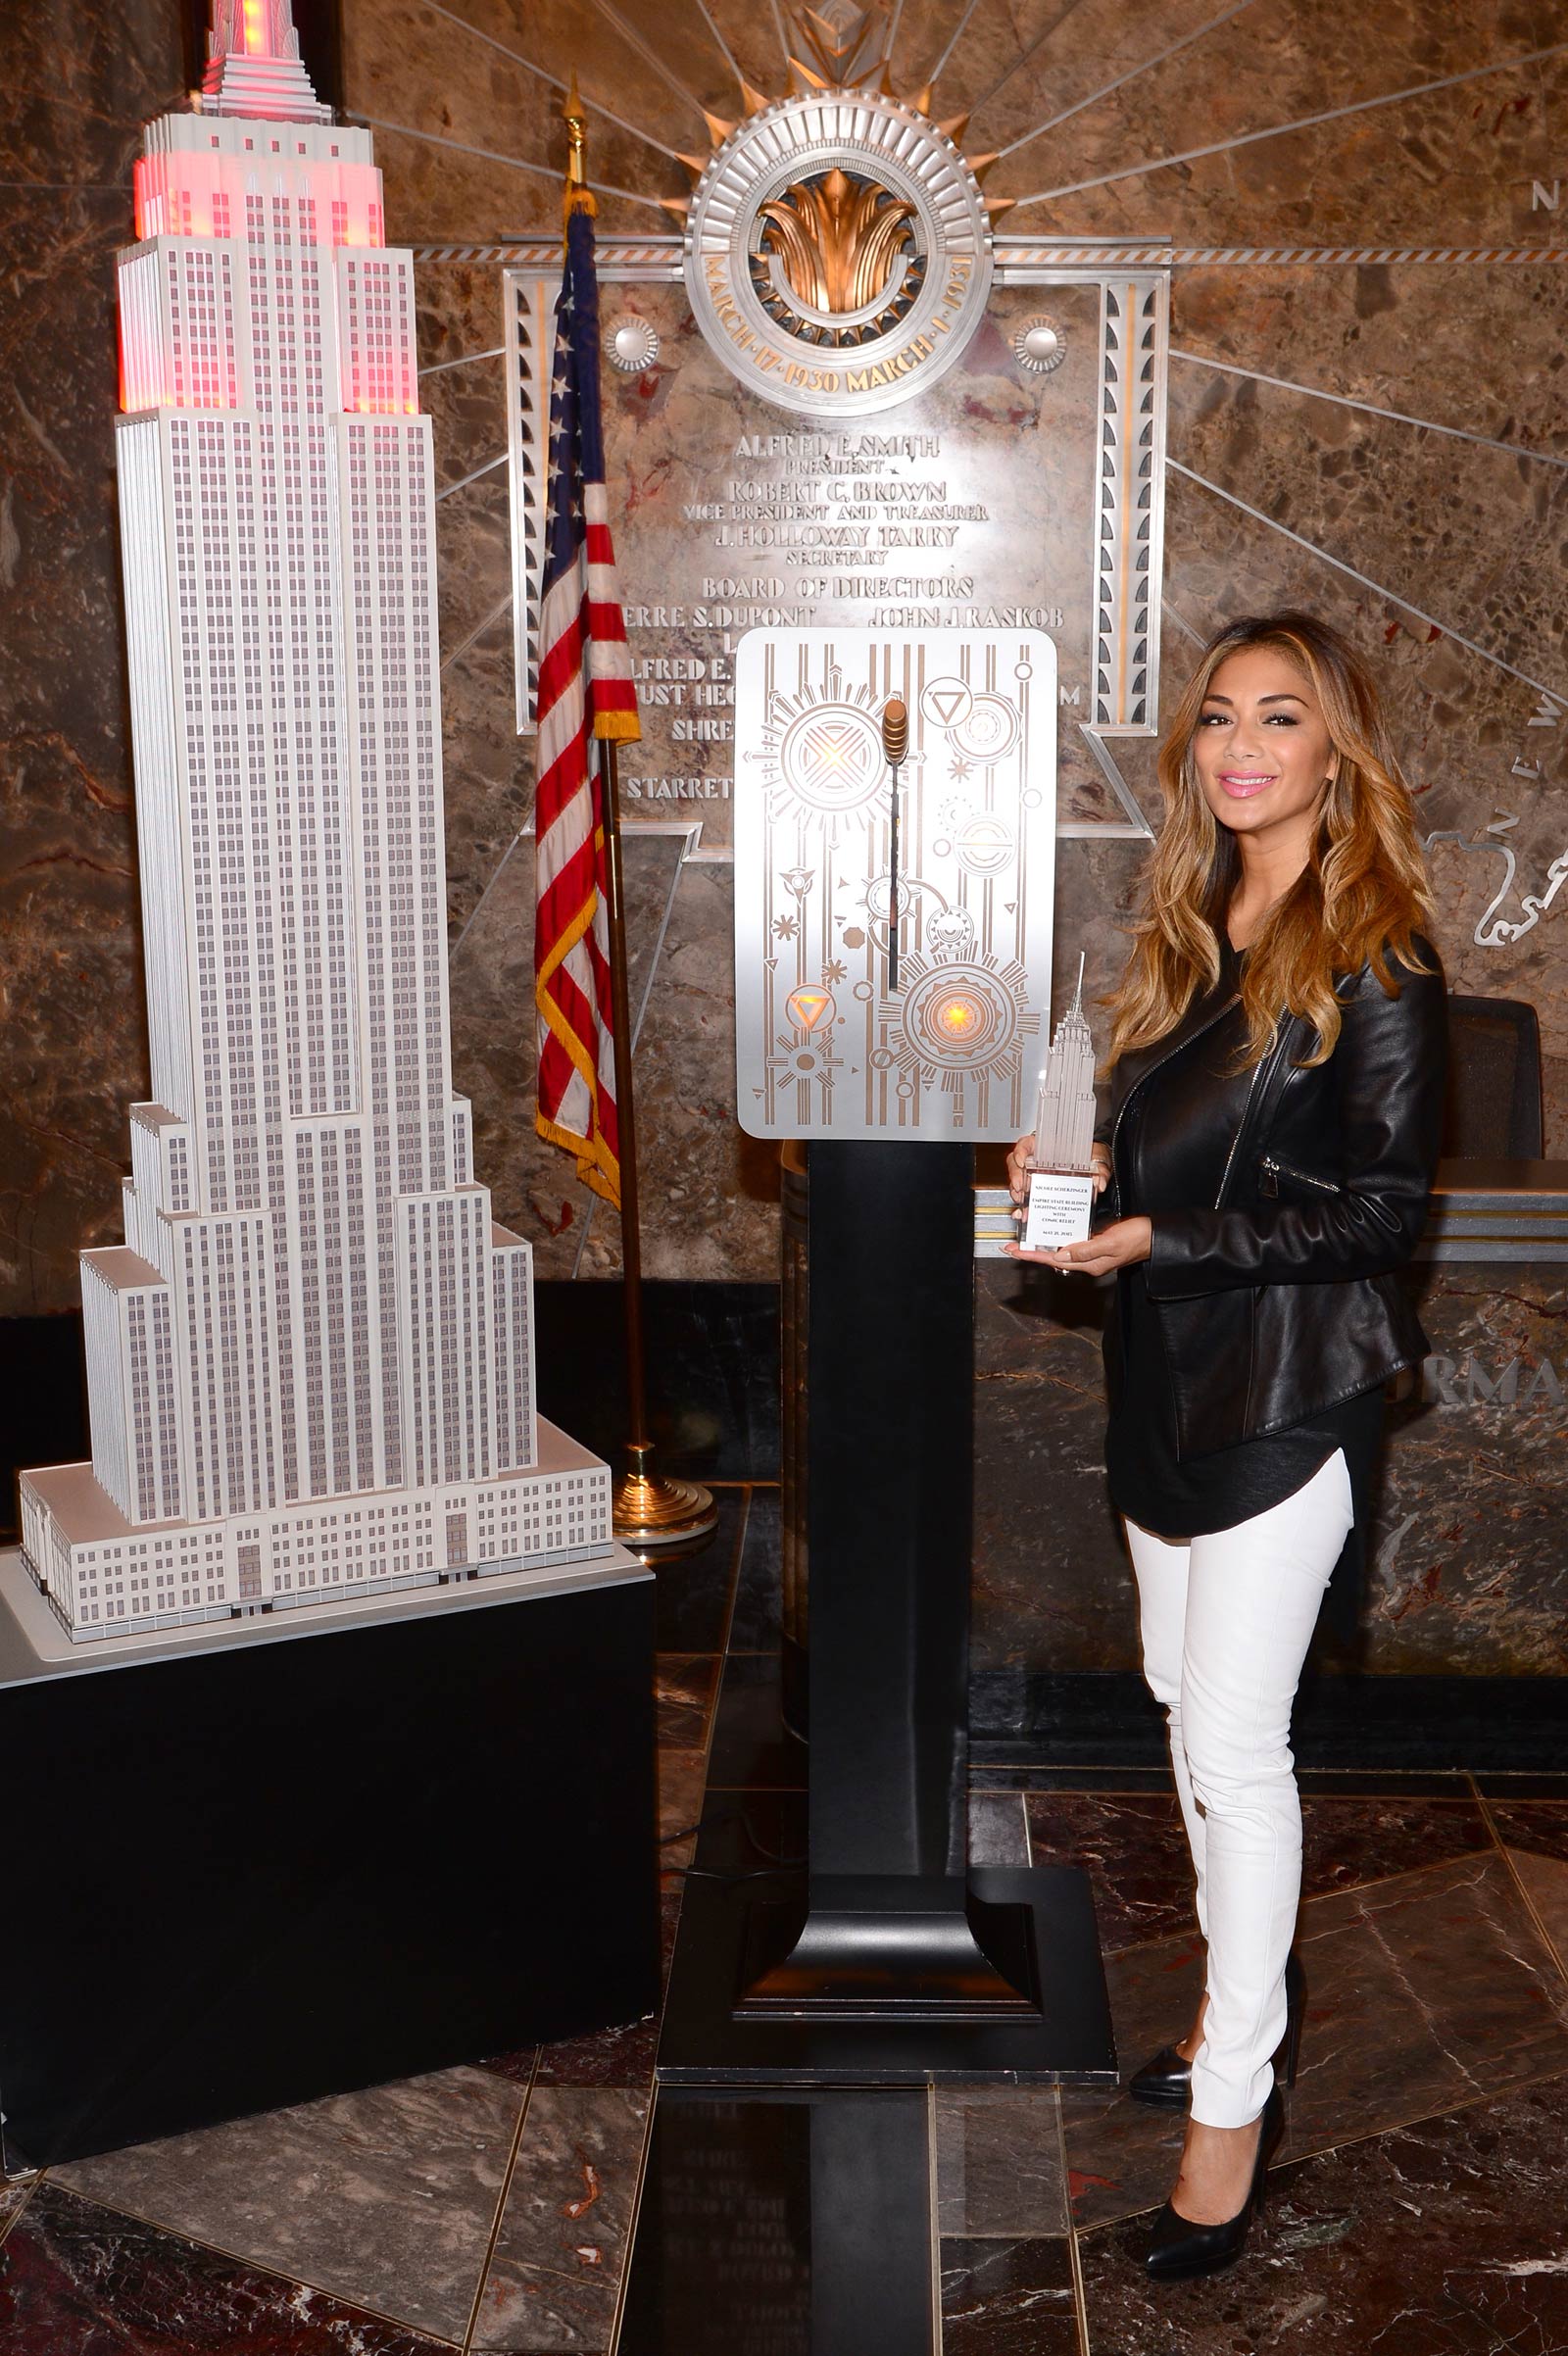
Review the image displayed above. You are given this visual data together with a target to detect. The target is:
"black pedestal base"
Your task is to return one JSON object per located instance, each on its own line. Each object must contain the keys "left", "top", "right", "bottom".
{"left": 660, "top": 1860, "right": 1116, "bottom": 2085}
{"left": 737, "top": 1874, "right": 1043, "bottom": 2021}
{"left": 0, "top": 1554, "right": 660, "bottom": 2165}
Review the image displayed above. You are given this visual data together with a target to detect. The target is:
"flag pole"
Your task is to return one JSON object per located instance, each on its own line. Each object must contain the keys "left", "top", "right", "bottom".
{"left": 563, "top": 81, "right": 714, "bottom": 1550}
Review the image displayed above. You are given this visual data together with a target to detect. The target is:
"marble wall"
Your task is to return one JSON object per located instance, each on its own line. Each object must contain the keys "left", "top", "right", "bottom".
{"left": 4, "top": 2, "right": 1566, "bottom": 1669}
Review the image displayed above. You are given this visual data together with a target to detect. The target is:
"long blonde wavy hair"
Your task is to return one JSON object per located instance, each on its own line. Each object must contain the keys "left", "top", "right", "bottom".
{"left": 1105, "top": 612, "right": 1438, "bottom": 1074}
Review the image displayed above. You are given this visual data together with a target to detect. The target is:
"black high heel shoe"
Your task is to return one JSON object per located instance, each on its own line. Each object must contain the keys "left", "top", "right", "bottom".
{"left": 1145, "top": 2082, "right": 1285, "bottom": 2282}
{"left": 1128, "top": 1949, "right": 1304, "bottom": 2109}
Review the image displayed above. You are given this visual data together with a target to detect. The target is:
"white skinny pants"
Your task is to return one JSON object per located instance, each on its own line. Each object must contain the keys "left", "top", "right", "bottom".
{"left": 1122, "top": 1447, "right": 1354, "bottom": 2127}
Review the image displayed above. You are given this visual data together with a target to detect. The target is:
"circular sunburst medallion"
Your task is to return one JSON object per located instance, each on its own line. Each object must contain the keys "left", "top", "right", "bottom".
{"left": 684, "top": 89, "right": 994, "bottom": 417}
{"left": 1013, "top": 314, "right": 1067, "bottom": 375}
{"left": 777, "top": 700, "right": 886, "bottom": 813}
{"left": 607, "top": 313, "right": 661, "bottom": 374}
{"left": 899, "top": 960, "right": 1019, "bottom": 1073}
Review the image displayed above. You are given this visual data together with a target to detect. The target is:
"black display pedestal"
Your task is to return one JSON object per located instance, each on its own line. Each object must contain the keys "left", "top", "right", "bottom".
{"left": 0, "top": 1552, "right": 659, "bottom": 2166}
{"left": 660, "top": 1143, "right": 1115, "bottom": 2084}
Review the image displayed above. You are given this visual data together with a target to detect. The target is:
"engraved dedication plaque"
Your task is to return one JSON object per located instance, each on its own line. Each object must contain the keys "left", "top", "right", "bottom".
{"left": 734, "top": 627, "right": 1056, "bottom": 1141}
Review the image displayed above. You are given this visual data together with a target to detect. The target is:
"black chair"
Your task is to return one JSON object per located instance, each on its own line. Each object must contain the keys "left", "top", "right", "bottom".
{"left": 1441, "top": 994, "right": 1544, "bottom": 1159}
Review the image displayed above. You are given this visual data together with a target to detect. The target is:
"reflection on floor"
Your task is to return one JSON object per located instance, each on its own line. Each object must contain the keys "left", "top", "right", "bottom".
{"left": 3, "top": 1483, "right": 1566, "bottom": 2350}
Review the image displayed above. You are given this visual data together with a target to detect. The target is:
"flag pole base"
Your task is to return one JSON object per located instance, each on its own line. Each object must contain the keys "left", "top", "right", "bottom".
{"left": 612, "top": 1446, "right": 717, "bottom": 1550}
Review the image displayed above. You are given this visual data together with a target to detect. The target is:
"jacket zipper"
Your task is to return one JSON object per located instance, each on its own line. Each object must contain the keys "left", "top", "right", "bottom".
{"left": 1213, "top": 1051, "right": 1271, "bottom": 1208}
{"left": 1258, "top": 1153, "right": 1342, "bottom": 1199}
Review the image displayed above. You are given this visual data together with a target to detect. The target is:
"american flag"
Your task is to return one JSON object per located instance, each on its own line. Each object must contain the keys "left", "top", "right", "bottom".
{"left": 533, "top": 201, "right": 639, "bottom": 1206}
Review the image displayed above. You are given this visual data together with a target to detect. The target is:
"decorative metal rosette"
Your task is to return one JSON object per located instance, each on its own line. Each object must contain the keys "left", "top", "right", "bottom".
{"left": 607, "top": 313, "right": 661, "bottom": 374}
{"left": 1013, "top": 314, "right": 1067, "bottom": 375}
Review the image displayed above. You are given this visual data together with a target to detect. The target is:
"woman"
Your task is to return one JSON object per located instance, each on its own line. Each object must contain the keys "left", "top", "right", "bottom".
{"left": 1005, "top": 611, "right": 1446, "bottom": 2281}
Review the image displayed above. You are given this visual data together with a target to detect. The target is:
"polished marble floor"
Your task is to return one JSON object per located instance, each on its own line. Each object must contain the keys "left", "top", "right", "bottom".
{"left": 3, "top": 1483, "right": 1566, "bottom": 2350}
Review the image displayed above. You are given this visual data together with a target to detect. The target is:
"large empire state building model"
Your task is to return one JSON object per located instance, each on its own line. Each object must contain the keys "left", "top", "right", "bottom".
{"left": 20, "top": 1, "right": 610, "bottom": 1642}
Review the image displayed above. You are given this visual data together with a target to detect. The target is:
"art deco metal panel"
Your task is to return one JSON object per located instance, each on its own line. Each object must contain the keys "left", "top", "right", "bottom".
{"left": 733, "top": 626, "right": 1056, "bottom": 1141}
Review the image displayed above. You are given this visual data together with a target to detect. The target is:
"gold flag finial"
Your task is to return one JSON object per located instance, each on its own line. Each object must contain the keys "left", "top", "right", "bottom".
{"left": 564, "top": 70, "right": 596, "bottom": 225}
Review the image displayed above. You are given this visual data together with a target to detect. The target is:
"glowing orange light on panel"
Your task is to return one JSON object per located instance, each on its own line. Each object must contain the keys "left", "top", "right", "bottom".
{"left": 785, "top": 987, "right": 835, "bottom": 1034}
{"left": 243, "top": 0, "right": 265, "bottom": 53}
{"left": 934, "top": 994, "right": 980, "bottom": 1038}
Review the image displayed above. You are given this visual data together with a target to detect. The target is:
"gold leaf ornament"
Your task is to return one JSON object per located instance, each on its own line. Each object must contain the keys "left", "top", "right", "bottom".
{"left": 758, "top": 167, "right": 915, "bottom": 315}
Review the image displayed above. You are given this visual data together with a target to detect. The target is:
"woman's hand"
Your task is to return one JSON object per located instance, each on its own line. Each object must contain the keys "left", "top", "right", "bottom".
{"left": 1007, "top": 1137, "right": 1112, "bottom": 1203}
{"left": 1003, "top": 1214, "right": 1152, "bottom": 1275}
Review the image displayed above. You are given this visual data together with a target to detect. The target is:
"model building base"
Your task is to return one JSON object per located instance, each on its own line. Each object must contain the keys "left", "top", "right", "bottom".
{"left": 0, "top": 1541, "right": 659, "bottom": 2167}
{"left": 20, "top": 1415, "right": 612, "bottom": 1648}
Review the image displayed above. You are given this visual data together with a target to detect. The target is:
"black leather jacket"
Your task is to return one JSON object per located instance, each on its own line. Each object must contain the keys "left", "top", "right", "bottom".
{"left": 1097, "top": 934, "right": 1447, "bottom": 1457}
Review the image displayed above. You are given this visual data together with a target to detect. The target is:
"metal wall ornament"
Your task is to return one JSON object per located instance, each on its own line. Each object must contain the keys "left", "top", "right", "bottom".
{"left": 1013, "top": 314, "right": 1067, "bottom": 374}
{"left": 656, "top": 3, "right": 1005, "bottom": 417}
{"left": 680, "top": 85, "right": 997, "bottom": 417}
{"left": 606, "top": 313, "right": 660, "bottom": 373}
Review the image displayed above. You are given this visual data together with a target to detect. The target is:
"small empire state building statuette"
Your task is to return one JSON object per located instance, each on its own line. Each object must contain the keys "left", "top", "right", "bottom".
{"left": 1022, "top": 952, "right": 1099, "bottom": 1252}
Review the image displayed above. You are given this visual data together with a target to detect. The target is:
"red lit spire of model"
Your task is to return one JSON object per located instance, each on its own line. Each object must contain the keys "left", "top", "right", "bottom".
{"left": 202, "top": 0, "right": 330, "bottom": 122}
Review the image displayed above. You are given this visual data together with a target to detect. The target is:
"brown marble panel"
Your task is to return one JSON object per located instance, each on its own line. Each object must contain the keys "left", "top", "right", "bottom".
{"left": 906, "top": 0, "right": 1254, "bottom": 159}
{"left": 654, "top": 1650, "right": 721, "bottom": 1749}
{"left": 936, "top": 2088, "right": 1067, "bottom": 2238}
{"left": 1167, "top": 351, "right": 1568, "bottom": 730}
{"left": 1171, "top": 260, "right": 1568, "bottom": 455}
{"left": 1505, "top": 1845, "right": 1568, "bottom": 1977}
{"left": 470, "top": 2086, "right": 651, "bottom": 2353}
{"left": 434, "top": 469, "right": 513, "bottom": 680}
{"left": 656, "top": 1742, "right": 709, "bottom": 1868}
{"left": 1024, "top": 1789, "right": 1494, "bottom": 1953}
{"left": 685, "top": 0, "right": 790, "bottom": 102}
{"left": 1025, "top": 1792, "right": 1191, "bottom": 1953}
{"left": 341, "top": 0, "right": 704, "bottom": 238}
{"left": 600, "top": 859, "right": 782, "bottom": 1279}
{"left": 989, "top": 21, "right": 1568, "bottom": 248}
{"left": 1059, "top": 1848, "right": 1568, "bottom": 2229}
{"left": 1078, "top": 2071, "right": 1568, "bottom": 2351}
{"left": 1, "top": 0, "right": 175, "bottom": 1319}
{"left": 53, "top": 2067, "right": 524, "bottom": 2343}
{"left": 1367, "top": 1270, "right": 1568, "bottom": 1673}
{"left": 424, "top": 360, "right": 509, "bottom": 502}
{"left": 1290, "top": 1846, "right": 1568, "bottom": 2139}
{"left": 529, "top": 2012, "right": 662, "bottom": 2095}
{"left": 940, "top": 2234, "right": 1081, "bottom": 2356}
{"left": 1488, "top": 1800, "right": 1568, "bottom": 1863}
{"left": 441, "top": 613, "right": 531, "bottom": 937}
{"left": 0, "top": 2182, "right": 451, "bottom": 2355}
{"left": 4, "top": 1, "right": 183, "bottom": 186}
{"left": 416, "top": 260, "right": 507, "bottom": 377}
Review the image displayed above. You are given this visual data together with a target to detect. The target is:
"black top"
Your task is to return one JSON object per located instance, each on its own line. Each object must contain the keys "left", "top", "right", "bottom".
{"left": 1103, "top": 940, "right": 1386, "bottom": 1545}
